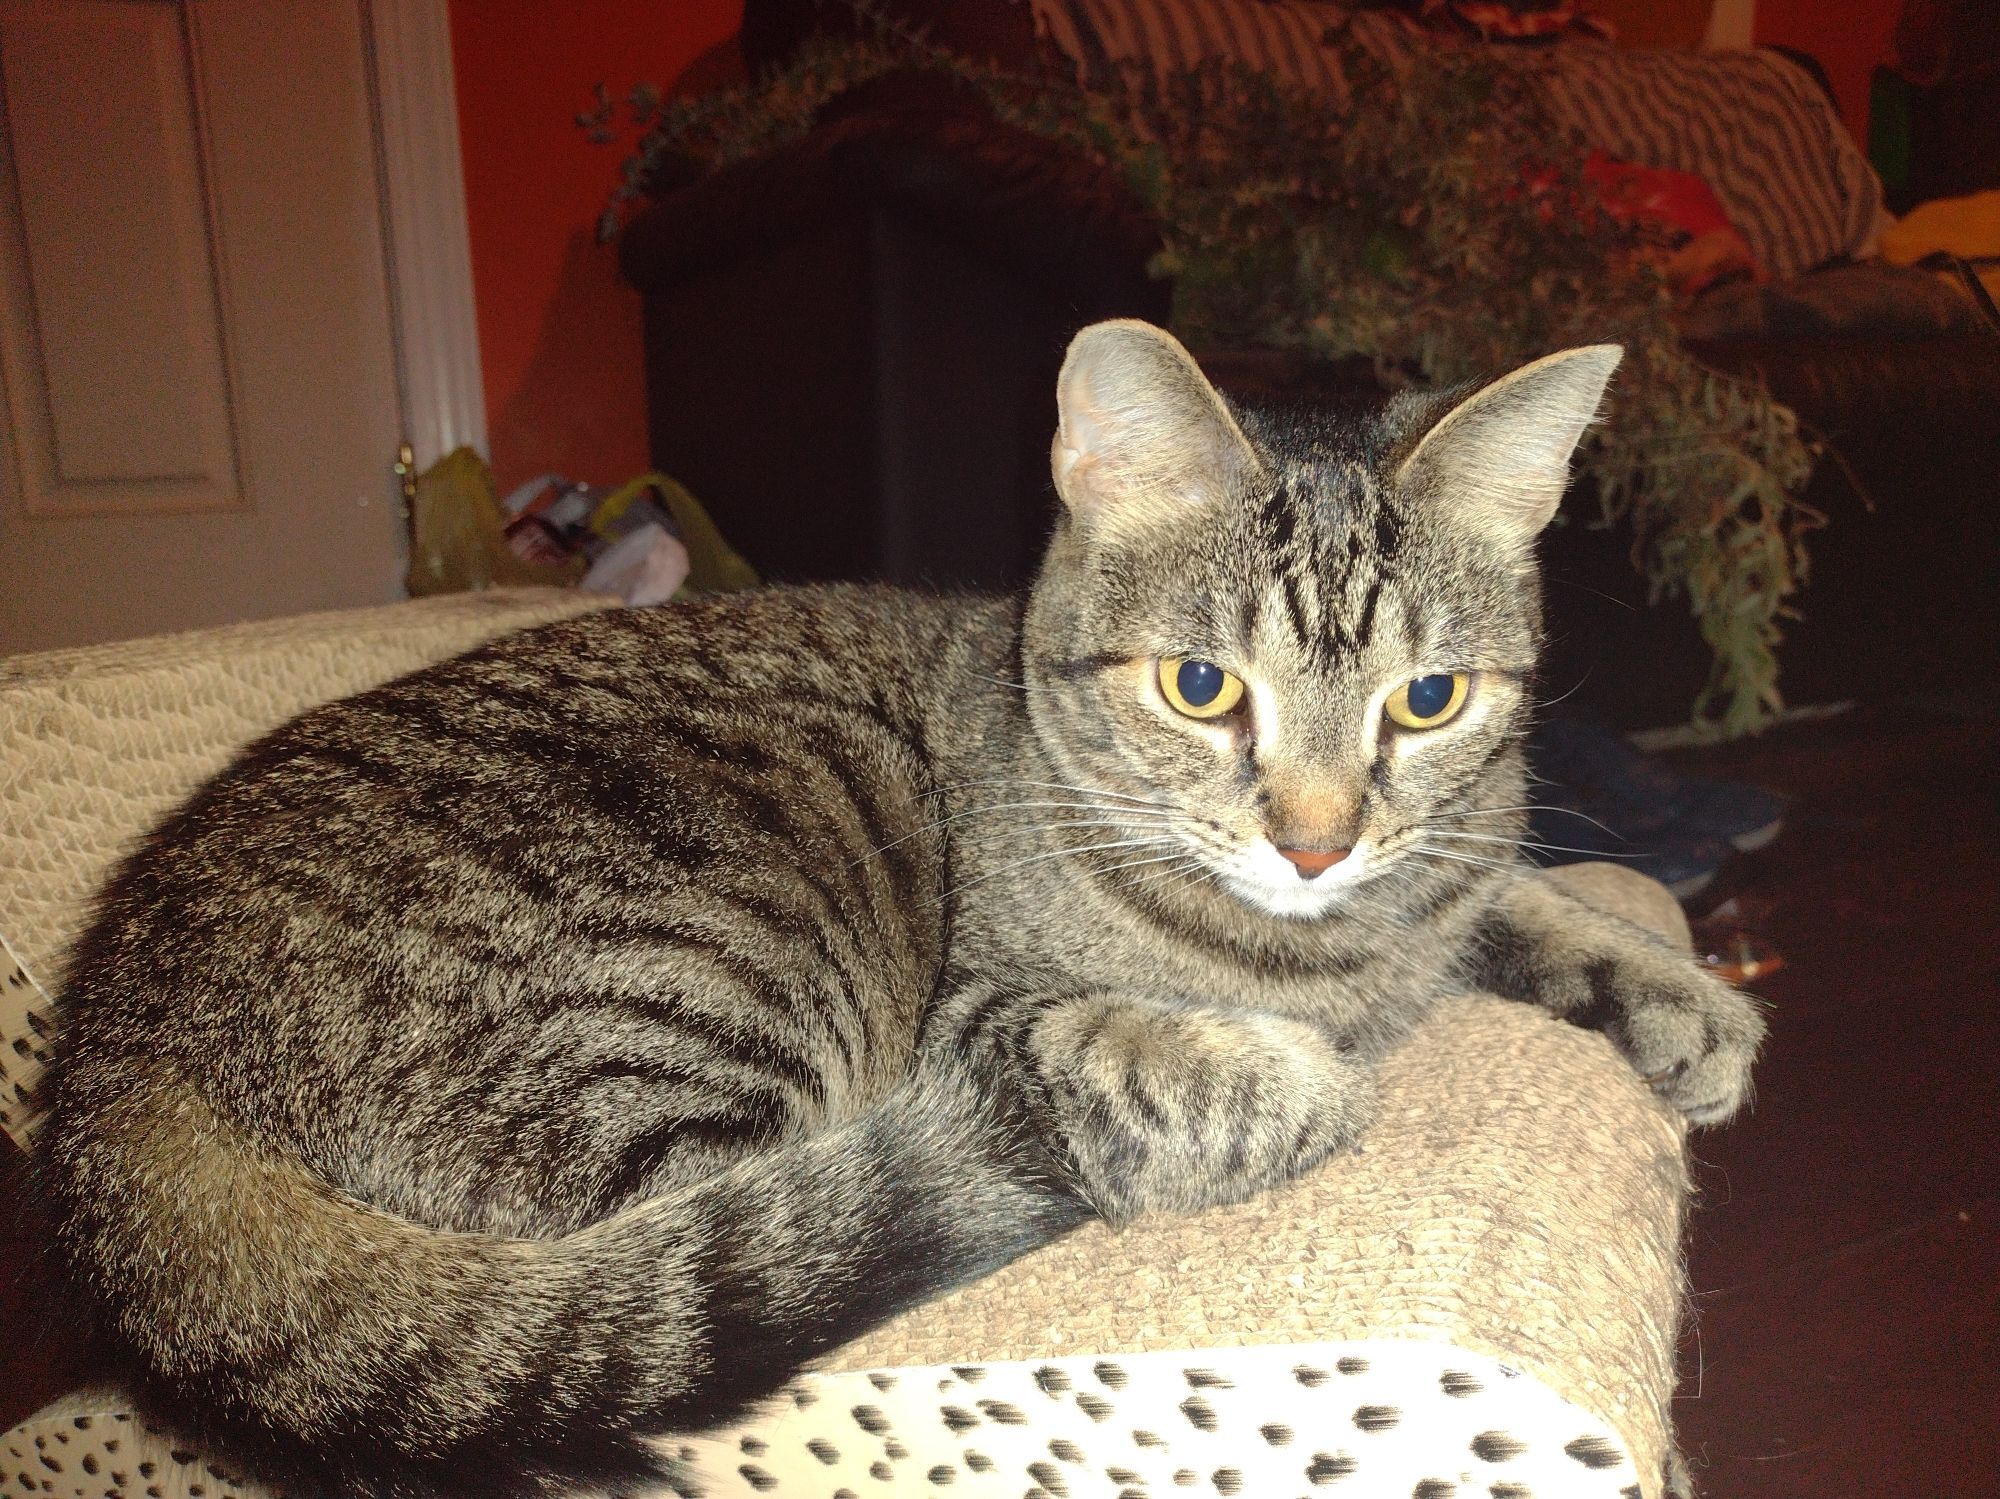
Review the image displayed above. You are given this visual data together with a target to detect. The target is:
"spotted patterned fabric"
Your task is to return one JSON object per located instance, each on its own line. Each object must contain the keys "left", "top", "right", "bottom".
{"left": 6, "top": 1342, "right": 1648, "bottom": 1498}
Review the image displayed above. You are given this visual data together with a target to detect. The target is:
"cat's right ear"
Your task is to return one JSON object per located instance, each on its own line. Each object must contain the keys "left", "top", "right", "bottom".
{"left": 1052, "top": 320, "right": 1261, "bottom": 539}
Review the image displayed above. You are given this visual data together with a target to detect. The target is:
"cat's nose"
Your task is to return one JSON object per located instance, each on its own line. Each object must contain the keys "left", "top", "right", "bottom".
{"left": 1277, "top": 846, "right": 1350, "bottom": 879}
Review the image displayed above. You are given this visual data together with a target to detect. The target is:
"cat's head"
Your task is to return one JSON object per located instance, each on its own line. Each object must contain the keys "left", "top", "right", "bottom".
{"left": 1022, "top": 320, "right": 1620, "bottom": 919}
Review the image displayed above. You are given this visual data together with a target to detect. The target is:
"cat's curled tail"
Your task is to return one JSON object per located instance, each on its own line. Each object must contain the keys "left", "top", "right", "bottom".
{"left": 38, "top": 1050, "right": 1086, "bottom": 1499}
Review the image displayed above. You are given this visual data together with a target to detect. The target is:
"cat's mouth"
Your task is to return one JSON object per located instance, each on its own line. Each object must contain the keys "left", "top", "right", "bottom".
{"left": 1217, "top": 838, "right": 1377, "bottom": 920}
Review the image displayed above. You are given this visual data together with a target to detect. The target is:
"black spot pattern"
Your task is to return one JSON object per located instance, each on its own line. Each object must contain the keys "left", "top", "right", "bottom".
{"left": 1414, "top": 1482, "right": 1455, "bottom": 1498}
{"left": 1564, "top": 1436, "right": 1621, "bottom": 1470}
{"left": 1133, "top": 1430, "right": 1166, "bottom": 1448}
{"left": 1094, "top": 1361, "right": 1130, "bottom": 1390}
{"left": 868, "top": 1459, "right": 893, "bottom": 1481}
{"left": 1076, "top": 1393, "right": 1114, "bottom": 1422}
{"left": 1441, "top": 1371, "right": 1484, "bottom": 1397}
{"left": 1035, "top": 1366, "right": 1074, "bottom": 1396}
{"left": 1049, "top": 1438, "right": 1085, "bottom": 1463}
{"left": 1180, "top": 1396, "right": 1218, "bottom": 1432}
{"left": 1489, "top": 1485, "right": 1534, "bottom": 1498}
{"left": 1353, "top": 1405, "right": 1401, "bottom": 1432}
{"left": 927, "top": 1463, "right": 955, "bottom": 1484}
{"left": 1468, "top": 1430, "right": 1529, "bottom": 1466}
{"left": 976, "top": 1400, "right": 1027, "bottom": 1425}
{"left": 1337, "top": 1357, "right": 1370, "bottom": 1375}
{"left": 964, "top": 1451, "right": 995, "bottom": 1473}
{"left": 883, "top": 1438, "right": 909, "bottom": 1460}
{"left": 1173, "top": 1469, "right": 1199, "bottom": 1486}
{"left": 806, "top": 1437, "right": 840, "bottom": 1465}
{"left": 940, "top": 1406, "right": 979, "bottom": 1434}
{"left": 737, "top": 1435, "right": 767, "bottom": 1456}
{"left": 1260, "top": 1423, "right": 1294, "bottom": 1446}
{"left": 1213, "top": 1467, "right": 1245, "bottom": 1494}
{"left": 1028, "top": 1459, "right": 1070, "bottom": 1496}
{"left": 736, "top": 1463, "right": 777, "bottom": 1491}
{"left": 1308, "top": 1451, "right": 1359, "bottom": 1484}
{"left": 950, "top": 1366, "right": 986, "bottom": 1383}
{"left": 1294, "top": 1364, "right": 1330, "bottom": 1388}
{"left": 850, "top": 1405, "right": 889, "bottom": 1435}
{"left": 1184, "top": 1368, "right": 1233, "bottom": 1389}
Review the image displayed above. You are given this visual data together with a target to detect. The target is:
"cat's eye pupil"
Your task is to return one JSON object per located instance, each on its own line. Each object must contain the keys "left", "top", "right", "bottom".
{"left": 1176, "top": 659, "right": 1226, "bottom": 708}
{"left": 1406, "top": 674, "right": 1456, "bottom": 719}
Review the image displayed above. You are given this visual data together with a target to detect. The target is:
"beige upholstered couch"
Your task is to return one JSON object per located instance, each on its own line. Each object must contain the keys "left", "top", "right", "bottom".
{"left": 2, "top": 590, "right": 1694, "bottom": 1498}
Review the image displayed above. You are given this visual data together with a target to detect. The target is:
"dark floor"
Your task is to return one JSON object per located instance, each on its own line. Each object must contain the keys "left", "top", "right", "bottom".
{"left": 1659, "top": 702, "right": 1999, "bottom": 1498}
{"left": 1, "top": 703, "right": 1995, "bottom": 1495}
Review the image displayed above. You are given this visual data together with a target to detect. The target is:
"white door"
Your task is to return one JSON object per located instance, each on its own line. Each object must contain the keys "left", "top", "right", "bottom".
{"left": 0, "top": 0, "right": 414, "bottom": 654}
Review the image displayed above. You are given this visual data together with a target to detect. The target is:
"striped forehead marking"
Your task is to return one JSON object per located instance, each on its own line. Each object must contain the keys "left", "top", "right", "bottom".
{"left": 1256, "top": 467, "right": 1402, "bottom": 667}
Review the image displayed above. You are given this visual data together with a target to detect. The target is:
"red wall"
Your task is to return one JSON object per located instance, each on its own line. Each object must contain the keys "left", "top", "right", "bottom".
{"left": 1754, "top": 0, "right": 1900, "bottom": 142}
{"left": 449, "top": 1, "right": 744, "bottom": 494}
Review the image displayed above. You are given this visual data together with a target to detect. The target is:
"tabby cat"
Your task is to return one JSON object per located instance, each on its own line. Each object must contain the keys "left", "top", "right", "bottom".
{"left": 36, "top": 321, "right": 1763, "bottom": 1499}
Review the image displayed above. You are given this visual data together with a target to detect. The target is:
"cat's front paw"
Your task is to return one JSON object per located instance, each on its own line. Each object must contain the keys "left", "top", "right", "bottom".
{"left": 1610, "top": 955, "right": 1767, "bottom": 1126}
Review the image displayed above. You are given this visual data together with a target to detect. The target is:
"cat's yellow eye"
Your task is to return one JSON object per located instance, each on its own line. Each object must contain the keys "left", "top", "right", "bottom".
{"left": 1159, "top": 657, "right": 1246, "bottom": 720}
{"left": 1384, "top": 672, "right": 1470, "bottom": 730}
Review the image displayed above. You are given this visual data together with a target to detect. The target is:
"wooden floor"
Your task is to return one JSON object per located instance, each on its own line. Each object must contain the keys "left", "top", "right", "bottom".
{"left": 2, "top": 703, "right": 1994, "bottom": 1495}
{"left": 1661, "top": 702, "right": 1999, "bottom": 1498}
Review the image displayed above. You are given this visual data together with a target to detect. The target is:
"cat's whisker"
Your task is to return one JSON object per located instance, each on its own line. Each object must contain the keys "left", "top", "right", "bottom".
{"left": 1421, "top": 829, "right": 1651, "bottom": 863}
{"left": 1410, "top": 843, "right": 1525, "bottom": 876}
{"left": 1424, "top": 802, "right": 1624, "bottom": 840}
{"left": 953, "top": 817, "right": 1188, "bottom": 852}
{"left": 853, "top": 799, "right": 1179, "bottom": 865}
{"left": 927, "top": 777, "right": 1178, "bottom": 812}
{"left": 966, "top": 671, "right": 1060, "bottom": 696}
{"left": 930, "top": 834, "right": 1183, "bottom": 906}
{"left": 1140, "top": 857, "right": 1223, "bottom": 892}
{"left": 1090, "top": 849, "right": 1201, "bottom": 880}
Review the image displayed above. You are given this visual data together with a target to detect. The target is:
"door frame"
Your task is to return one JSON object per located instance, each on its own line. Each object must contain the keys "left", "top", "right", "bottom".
{"left": 366, "top": 0, "right": 486, "bottom": 471}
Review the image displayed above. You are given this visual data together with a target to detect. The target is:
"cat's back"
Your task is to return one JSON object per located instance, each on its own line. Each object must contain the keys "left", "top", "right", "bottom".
{"left": 48, "top": 585, "right": 1002, "bottom": 1223}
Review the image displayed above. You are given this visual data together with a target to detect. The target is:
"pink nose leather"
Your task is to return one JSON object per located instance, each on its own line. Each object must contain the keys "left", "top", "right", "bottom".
{"left": 1277, "top": 846, "right": 1350, "bottom": 878}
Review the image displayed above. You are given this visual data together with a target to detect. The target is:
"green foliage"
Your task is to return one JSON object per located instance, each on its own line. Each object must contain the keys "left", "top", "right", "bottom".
{"left": 598, "top": 13, "right": 1820, "bottom": 734}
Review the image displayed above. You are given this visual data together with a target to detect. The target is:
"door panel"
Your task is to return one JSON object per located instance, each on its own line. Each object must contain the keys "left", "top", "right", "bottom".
{"left": 0, "top": 2, "right": 240, "bottom": 512}
{"left": 0, "top": 0, "right": 408, "bottom": 653}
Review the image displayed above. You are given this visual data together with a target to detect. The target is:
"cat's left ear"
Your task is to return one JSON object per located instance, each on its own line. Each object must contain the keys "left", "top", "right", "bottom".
{"left": 1394, "top": 345, "right": 1623, "bottom": 546}
{"left": 1051, "top": 320, "right": 1262, "bottom": 539}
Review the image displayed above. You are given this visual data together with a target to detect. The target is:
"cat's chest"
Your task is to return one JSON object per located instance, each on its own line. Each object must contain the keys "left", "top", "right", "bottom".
{"left": 957, "top": 867, "right": 1464, "bottom": 1043}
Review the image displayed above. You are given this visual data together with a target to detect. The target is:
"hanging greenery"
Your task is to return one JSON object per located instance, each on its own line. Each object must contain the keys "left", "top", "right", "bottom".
{"left": 590, "top": 9, "right": 1820, "bottom": 736}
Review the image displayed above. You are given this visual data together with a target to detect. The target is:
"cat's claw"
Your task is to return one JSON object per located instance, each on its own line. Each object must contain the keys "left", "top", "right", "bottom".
{"left": 1613, "top": 960, "right": 1766, "bottom": 1127}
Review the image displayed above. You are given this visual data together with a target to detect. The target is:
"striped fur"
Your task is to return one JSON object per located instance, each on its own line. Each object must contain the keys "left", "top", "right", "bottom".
{"left": 36, "top": 322, "right": 1761, "bottom": 1498}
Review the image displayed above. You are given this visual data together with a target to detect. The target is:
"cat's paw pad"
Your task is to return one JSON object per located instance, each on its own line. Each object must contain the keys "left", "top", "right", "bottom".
{"left": 1615, "top": 965, "right": 1767, "bottom": 1126}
